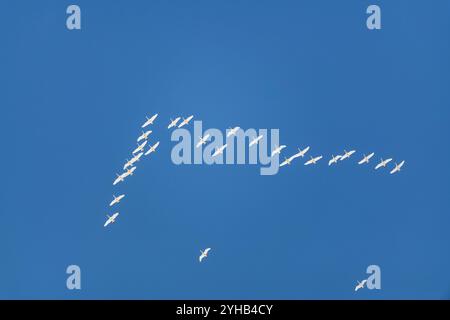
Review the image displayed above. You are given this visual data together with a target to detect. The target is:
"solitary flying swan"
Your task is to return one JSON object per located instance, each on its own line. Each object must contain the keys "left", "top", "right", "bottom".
{"left": 340, "top": 149, "right": 356, "bottom": 161}
{"left": 104, "top": 213, "right": 119, "bottom": 228}
{"left": 305, "top": 155, "right": 323, "bottom": 166}
{"left": 167, "top": 117, "right": 181, "bottom": 129}
{"left": 226, "top": 126, "right": 240, "bottom": 138}
{"left": 141, "top": 113, "right": 158, "bottom": 128}
{"left": 354, "top": 279, "right": 367, "bottom": 292}
{"left": 249, "top": 135, "right": 263, "bottom": 147}
{"left": 133, "top": 140, "right": 147, "bottom": 154}
{"left": 390, "top": 160, "right": 405, "bottom": 174}
{"left": 199, "top": 248, "right": 211, "bottom": 262}
{"left": 137, "top": 130, "right": 152, "bottom": 142}
{"left": 109, "top": 194, "right": 125, "bottom": 207}
{"left": 196, "top": 134, "right": 211, "bottom": 148}
{"left": 328, "top": 155, "right": 342, "bottom": 166}
{"left": 358, "top": 152, "right": 375, "bottom": 165}
{"left": 178, "top": 115, "right": 194, "bottom": 128}
{"left": 271, "top": 145, "right": 287, "bottom": 157}
{"left": 375, "top": 158, "right": 393, "bottom": 170}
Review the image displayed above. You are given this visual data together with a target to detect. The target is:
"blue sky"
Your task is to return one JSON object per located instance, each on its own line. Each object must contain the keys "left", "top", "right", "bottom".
{"left": 1, "top": 0, "right": 450, "bottom": 299}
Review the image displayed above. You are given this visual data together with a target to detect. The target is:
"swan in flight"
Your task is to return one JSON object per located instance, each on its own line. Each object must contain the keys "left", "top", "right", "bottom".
{"left": 137, "top": 130, "right": 152, "bottom": 142}
{"left": 104, "top": 213, "right": 119, "bottom": 227}
{"left": 226, "top": 126, "right": 240, "bottom": 138}
{"left": 178, "top": 115, "right": 194, "bottom": 128}
{"left": 141, "top": 113, "right": 158, "bottom": 128}
{"left": 145, "top": 141, "right": 160, "bottom": 155}
{"left": 340, "top": 149, "right": 356, "bottom": 161}
{"left": 133, "top": 140, "right": 147, "bottom": 154}
{"left": 358, "top": 152, "right": 375, "bottom": 165}
{"left": 390, "top": 160, "right": 405, "bottom": 174}
{"left": 280, "top": 155, "right": 297, "bottom": 167}
{"left": 196, "top": 134, "right": 211, "bottom": 148}
{"left": 293, "top": 146, "right": 310, "bottom": 159}
{"left": 113, "top": 173, "right": 126, "bottom": 186}
{"left": 328, "top": 155, "right": 342, "bottom": 166}
{"left": 168, "top": 117, "right": 181, "bottom": 129}
{"left": 249, "top": 135, "right": 263, "bottom": 147}
{"left": 304, "top": 155, "right": 323, "bottom": 166}
{"left": 354, "top": 279, "right": 367, "bottom": 292}
{"left": 375, "top": 158, "right": 393, "bottom": 170}
{"left": 199, "top": 248, "right": 211, "bottom": 262}
{"left": 271, "top": 145, "right": 287, "bottom": 157}
{"left": 212, "top": 144, "right": 228, "bottom": 157}
{"left": 109, "top": 194, "right": 125, "bottom": 207}
{"left": 122, "top": 166, "right": 136, "bottom": 178}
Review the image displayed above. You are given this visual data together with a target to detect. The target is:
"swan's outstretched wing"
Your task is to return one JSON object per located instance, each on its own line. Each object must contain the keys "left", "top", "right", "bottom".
{"left": 300, "top": 146, "right": 310, "bottom": 156}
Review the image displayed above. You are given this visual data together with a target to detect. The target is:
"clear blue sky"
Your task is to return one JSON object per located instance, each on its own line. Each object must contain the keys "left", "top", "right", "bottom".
{"left": 1, "top": 0, "right": 450, "bottom": 299}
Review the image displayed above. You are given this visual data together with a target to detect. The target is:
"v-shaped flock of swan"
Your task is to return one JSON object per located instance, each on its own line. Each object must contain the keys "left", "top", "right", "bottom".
{"left": 103, "top": 113, "right": 405, "bottom": 266}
